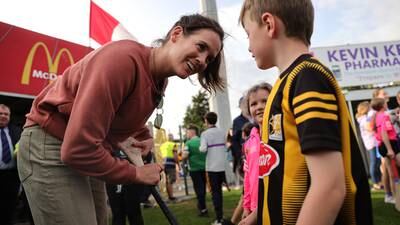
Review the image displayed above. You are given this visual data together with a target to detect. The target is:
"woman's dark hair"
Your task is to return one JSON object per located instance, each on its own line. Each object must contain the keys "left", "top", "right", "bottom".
{"left": 157, "top": 14, "right": 225, "bottom": 93}
{"left": 241, "top": 122, "right": 255, "bottom": 138}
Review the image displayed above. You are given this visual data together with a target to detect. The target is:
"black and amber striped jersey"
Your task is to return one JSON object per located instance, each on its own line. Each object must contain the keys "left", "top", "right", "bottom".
{"left": 258, "top": 54, "right": 372, "bottom": 225}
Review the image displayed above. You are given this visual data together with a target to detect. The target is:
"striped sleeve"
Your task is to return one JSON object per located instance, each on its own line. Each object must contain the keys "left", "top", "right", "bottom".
{"left": 290, "top": 66, "right": 341, "bottom": 153}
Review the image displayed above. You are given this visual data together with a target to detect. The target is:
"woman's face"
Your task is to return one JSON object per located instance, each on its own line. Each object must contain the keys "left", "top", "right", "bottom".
{"left": 249, "top": 89, "right": 269, "bottom": 125}
{"left": 168, "top": 27, "right": 222, "bottom": 79}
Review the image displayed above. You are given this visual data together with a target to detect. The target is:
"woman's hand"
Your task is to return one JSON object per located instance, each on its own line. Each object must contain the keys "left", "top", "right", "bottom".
{"left": 119, "top": 137, "right": 162, "bottom": 185}
{"left": 135, "top": 163, "right": 163, "bottom": 185}
{"left": 119, "top": 137, "right": 154, "bottom": 157}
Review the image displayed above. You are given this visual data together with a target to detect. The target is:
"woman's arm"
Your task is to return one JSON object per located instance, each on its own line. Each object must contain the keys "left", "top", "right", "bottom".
{"left": 61, "top": 42, "right": 141, "bottom": 184}
{"left": 381, "top": 129, "right": 395, "bottom": 158}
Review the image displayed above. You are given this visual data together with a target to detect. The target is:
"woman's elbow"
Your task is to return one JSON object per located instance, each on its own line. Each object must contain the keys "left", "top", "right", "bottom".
{"left": 60, "top": 150, "right": 73, "bottom": 165}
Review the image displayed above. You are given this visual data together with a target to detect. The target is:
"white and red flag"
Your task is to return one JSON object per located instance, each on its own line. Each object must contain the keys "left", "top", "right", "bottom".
{"left": 89, "top": 0, "right": 136, "bottom": 47}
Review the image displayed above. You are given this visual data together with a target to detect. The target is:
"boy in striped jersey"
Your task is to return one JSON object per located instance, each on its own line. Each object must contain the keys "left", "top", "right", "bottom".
{"left": 238, "top": 1, "right": 372, "bottom": 225}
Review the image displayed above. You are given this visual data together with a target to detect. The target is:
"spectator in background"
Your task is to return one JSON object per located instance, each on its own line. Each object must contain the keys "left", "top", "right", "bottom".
{"left": 0, "top": 104, "right": 22, "bottom": 225}
{"left": 182, "top": 125, "right": 208, "bottom": 217}
{"left": 372, "top": 88, "right": 394, "bottom": 203}
{"left": 200, "top": 112, "right": 227, "bottom": 225}
{"left": 391, "top": 91, "right": 400, "bottom": 137}
{"left": 371, "top": 97, "right": 400, "bottom": 204}
{"left": 240, "top": 82, "right": 272, "bottom": 225}
{"left": 231, "top": 97, "right": 250, "bottom": 188}
{"left": 160, "top": 133, "right": 179, "bottom": 201}
{"left": 106, "top": 151, "right": 153, "bottom": 225}
{"left": 224, "top": 128, "right": 236, "bottom": 186}
{"left": 356, "top": 101, "right": 381, "bottom": 190}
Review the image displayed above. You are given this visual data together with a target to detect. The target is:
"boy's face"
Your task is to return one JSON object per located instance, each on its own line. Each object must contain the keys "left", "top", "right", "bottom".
{"left": 186, "top": 129, "right": 195, "bottom": 138}
{"left": 242, "top": 12, "right": 273, "bottom": 70}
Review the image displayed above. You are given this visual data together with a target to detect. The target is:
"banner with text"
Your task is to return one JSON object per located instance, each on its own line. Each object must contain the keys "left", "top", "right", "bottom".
{"left": 0, "top": 22, "right": 93, "bottom": 97}
{"left": 312, "top": 40, "right": 400, "bottom": 87}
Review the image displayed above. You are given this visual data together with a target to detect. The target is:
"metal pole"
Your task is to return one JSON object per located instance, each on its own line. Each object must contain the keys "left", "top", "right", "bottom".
{"left": 120, "top": 139, "right": 179, "bottom": 225}
{"left": 347, "top": 100, "right": 369, "bottom": 175}
{"left": 199, "top": 0, "right": 232, "bottom": 134}
{"left": 179, "top": 125, "right": 189, "bottom": 196}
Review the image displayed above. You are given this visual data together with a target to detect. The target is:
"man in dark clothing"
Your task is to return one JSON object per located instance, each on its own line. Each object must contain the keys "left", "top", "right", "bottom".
{"left": 231, "top": 97, "right": 249, "bottom": 185}
{"left": 0, "top": 104, "right": 22, "bottom": 225}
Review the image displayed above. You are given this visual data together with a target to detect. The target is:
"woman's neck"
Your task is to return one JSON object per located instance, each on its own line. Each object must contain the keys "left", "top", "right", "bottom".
{"left": 150, "top": 47, "right": 173, "bottom": 81}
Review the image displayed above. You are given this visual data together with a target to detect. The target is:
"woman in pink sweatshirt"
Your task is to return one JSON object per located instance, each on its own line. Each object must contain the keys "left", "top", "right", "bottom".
{"left": 241, "top": 82, "right": 272, "bottom": 225}
{"left": 17, "top": 14, "right": 225, "bottom": 225}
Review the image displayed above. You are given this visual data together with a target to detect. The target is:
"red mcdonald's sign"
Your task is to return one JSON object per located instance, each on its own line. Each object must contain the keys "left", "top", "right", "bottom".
{"left": 0, "top": 21, "right": 93, "bottom": 97}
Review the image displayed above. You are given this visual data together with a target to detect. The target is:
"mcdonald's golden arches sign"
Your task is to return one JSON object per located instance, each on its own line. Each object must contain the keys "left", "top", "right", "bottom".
{"left": 0, "top": 21, "right": 93, "bottom": 97}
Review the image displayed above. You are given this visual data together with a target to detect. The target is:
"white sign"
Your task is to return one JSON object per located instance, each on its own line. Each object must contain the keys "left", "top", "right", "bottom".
{"left": 312, "top": 40, "right": 400, "bottom": 87}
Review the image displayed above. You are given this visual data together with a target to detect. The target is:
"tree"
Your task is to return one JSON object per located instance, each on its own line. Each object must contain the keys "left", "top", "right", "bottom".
{"left": 182, "top": 90, "right": 210, "bottom": 133}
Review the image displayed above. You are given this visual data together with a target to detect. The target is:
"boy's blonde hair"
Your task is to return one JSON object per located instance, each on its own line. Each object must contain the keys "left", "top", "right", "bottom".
{"left": 239, "top": 0, "right": 314, "bottom": 46}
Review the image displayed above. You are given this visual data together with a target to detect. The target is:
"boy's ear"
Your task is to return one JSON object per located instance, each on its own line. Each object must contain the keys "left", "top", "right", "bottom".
{"left": 170, "top": 26, "right": 183, "bottom": 43}
{"left": 261, "top": 12, "right": 276, "bottom": 37}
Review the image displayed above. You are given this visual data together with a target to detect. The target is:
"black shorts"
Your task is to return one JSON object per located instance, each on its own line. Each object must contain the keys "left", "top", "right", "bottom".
{"left": 378, "top": 140, "right": 400, "bottom": 157}
{"left": 164, "top": 167, "right": 176, "bottom": 184}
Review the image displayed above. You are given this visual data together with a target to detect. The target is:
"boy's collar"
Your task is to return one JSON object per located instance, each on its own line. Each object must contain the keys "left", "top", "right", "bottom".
{"left": 279, "top": 53, "right": 312, "bottom": 78}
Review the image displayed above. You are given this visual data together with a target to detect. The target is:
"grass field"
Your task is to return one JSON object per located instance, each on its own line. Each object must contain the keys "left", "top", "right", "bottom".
{"left": 142, "top": 189, "right": 400, "bottom": 225}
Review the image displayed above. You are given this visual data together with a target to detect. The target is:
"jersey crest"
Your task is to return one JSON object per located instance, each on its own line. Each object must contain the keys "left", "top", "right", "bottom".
{"left": 269, "top": 113, "right": 283, "bottom": 141}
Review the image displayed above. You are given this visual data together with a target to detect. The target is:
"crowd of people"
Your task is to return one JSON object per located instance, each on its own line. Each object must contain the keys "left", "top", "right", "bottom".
{"left": 356, "top": 89, "right": 400, "bottom": 204}
{"left": 3, "top": 0, "right": 400, "bottom": 225}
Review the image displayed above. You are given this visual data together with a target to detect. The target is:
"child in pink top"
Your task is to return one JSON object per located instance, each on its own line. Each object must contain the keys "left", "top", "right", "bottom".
{"left": 371, "top": 98, "right": 400, "bottom": 158}
{"left": 241, "top": 82, "right": 272, "bottom": 223}
{"left": 371, "top": 97, "right": 400, "bottom": 203}
{"left": 242, "top": 124, "right": 260, "bottom": 212}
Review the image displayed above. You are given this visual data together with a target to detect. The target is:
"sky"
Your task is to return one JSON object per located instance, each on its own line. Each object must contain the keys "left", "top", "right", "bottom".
{"left": 1, "top": 0, "right": 400, "bottom": 136}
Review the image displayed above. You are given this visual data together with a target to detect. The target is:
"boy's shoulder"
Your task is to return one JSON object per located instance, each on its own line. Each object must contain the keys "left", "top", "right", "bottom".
{"left": 285, "top": 55, "right": 336, "bottom": 89}
{"left": 290, "top": 55, "right": 332, "bottom": 76}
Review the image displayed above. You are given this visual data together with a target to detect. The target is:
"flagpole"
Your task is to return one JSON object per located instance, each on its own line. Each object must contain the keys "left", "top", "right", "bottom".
{"left": 88, "top": 0, "right": 92, "bottom": 48}
{"left": 199, "top": 0, "right": 232, "bottom": 134}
